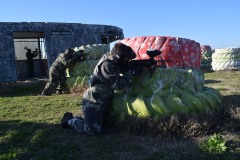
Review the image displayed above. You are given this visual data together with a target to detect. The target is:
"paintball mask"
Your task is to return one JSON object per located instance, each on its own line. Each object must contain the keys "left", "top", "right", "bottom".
{"left": 110, "top": 43, "right": 136, "bottom": 63}
{"left": 65, "top": 48, "right": 75, "bottom": 56}
{"left": 110, "top": 43, "right": 136, "bottom": 73}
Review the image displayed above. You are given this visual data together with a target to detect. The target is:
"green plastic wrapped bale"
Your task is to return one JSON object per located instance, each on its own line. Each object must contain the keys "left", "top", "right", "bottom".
{"left": 194, "top": 91, "right": 212, "bottom": 110}
{"left": 130, "top": 95, "right": 150, "bottom": 118}
{"left": 130, "top": 68, "right": 173, "bottom": 98}
{"left": 127, "top": 96, "right": 137, "bottom": 115}
{"left": 131, "top": 82, "right": 153, "bottom": 97}
{"left": 130, "top": 68, "right": 161, "bottom": 97}
{"left": 149, "top": 80, "right": 163, "bottom": 94}
{"left": 150, "top": 94, "right": 170, "bottom": 116}
{"left": 71, "top": 62, "right": 86, "bottom": 76}
{"left": 157, "top": 87, "right": 170, "bottom": 98}
{"left": 176, "top": 69, "right": 197, "bottom": 93}
{"left": 156, "top": 68, "right": 173, "bottom": 89}
{"left": 111, "top": 93, "right": 128, "bottom": 114}
{"left": 112, "top": 67, "right": 218, "bottom": 119}
{"left": 70, "top": 59, "right": 99, "bottom": 77}
{"left": 81, "top": 75, "right": 90, "bottom": 87}
{"left": 166, "top": 68, "right": 179, "bottom": 83}
{"left": 130, "top": 73, "right": 142, "bottom": 96}
{"left": 192, "top": 69, "right": 205, "bottom": 91}
{"left": 139, "top": 69, "right": 157, "bottom": 89}
{"left": 170, "top": 84, "right": 182, "bottom": 97}
{"left": 203, "top": 87, "right": 223, "bottom": 101}
{"left": 66, "top": 77, "right": 77, "bottom": 88}
{"left": 74, "top": 76, "right": 83, "bottom": 87}
{"left": 164, "top": 94, "right": 189, "bottom": 114}
{"left": 144, "top": 97, "right": 161, "bottom": 121}
{"left": 202, "top": 90, "right": 223, "bottom": 108}
{"left": 181, "top": 92, "right": 204, "bottom": 113}
{"left": 176, "top": 69, "right": 203, "bottom": 93}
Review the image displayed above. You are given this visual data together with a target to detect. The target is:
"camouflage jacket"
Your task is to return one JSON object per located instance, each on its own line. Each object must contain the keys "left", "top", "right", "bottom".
{"left": 91, "top": 53, "right": 133, "bottom": 90}
{"left": 50, "top": 53, "right": 76, "bottom": 76}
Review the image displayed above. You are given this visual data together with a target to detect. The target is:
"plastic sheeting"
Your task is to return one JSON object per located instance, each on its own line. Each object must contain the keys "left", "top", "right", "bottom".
{"left": 201, "top": 45, "right": 213, "bottom": 68}
{"left": 119, "top": 36, "right": 201, "bottom": 69}
{"left": 212, "top": 48, "right": 240, "bottom": 71}
{"left": 111, "top": 68, "right": 223, "bottom": 121}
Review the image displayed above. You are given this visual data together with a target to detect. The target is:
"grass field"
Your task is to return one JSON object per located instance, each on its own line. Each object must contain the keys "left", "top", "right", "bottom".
{"left": 0, "top": 70, "right": 240, "bottom": 160}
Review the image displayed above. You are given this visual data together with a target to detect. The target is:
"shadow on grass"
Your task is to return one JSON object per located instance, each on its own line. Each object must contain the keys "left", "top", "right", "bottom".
{"left": 0, "top": 120, "right": 92, "bottom": 159}
{"left": 0, "top": 80, "right": 46, "bottom": 97}
{"left": 201, "top": 68, "right": 214, "bottom": 74}
{"left": 1, "top": 117, "right": 240, "bottom": 160}
{"left": 2, "top": 120, "right": 122, "bottom": 160}
{"left": 204, "top": 79, "right": 221, "bottom": 84}
{"left": 1, "top": 120, "right": 159, "bottom": 160}
{"left": 221, "top": 95, "right": 240, "bottom": 132}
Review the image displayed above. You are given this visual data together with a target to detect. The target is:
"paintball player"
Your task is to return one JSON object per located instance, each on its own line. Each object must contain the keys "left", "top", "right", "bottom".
{"left": 61, "top": 43, "right": 136, "bottom": 135}
{"left": 25, "top": 47, "right": 39, "bottom": 77}
{"left": 42, "top": 48, "right": 82, "bottom": 96}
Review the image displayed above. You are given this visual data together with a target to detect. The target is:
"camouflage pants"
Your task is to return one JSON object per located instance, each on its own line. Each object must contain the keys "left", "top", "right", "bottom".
{"left": 42, "top": 67, "right": 66, "bottom": 95}
{"left": 68, "top": 84, "right": 113, "bottom": 135}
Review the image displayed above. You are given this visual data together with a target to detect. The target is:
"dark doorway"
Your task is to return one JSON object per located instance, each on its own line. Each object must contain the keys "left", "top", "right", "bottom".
{"left": 13, "top": 32, "right": 48, "bottom": 80}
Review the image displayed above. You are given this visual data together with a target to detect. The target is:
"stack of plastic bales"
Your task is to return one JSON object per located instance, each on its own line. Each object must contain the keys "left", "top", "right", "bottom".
{"left": 200, "top": 45, "right": 213, "bottom": 68}
{"left": 66, "top": 44, "right": 109, "bottom": 88}
{"left": 211, "top": 48, "right": 240, "bottom": 71}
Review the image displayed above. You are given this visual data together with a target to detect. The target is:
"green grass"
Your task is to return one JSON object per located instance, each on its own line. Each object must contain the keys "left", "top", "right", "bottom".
{"left": 0, "top": 71, "right": 240, "bottom": 160}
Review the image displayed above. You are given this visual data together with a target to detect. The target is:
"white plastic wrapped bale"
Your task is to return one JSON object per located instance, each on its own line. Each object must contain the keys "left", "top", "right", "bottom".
{"left": 69, "top": 59, "right": 99, "bottom": 77}
{"left": 211, "top": 48, "right": 240, "bottom": 71}
{"left": 78, "top": 44, "right": 109, "bottom": 60}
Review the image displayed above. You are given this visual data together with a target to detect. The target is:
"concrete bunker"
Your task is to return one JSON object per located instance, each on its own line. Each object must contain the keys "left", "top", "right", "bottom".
{"left": 0, "top": 22, "right": 124, "bottom": 83}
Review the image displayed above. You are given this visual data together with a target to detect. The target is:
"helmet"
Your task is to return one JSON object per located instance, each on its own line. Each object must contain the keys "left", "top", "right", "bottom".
{"left": 110, "top": 43, "right": 136, "bottom": 62}
{"left": 65, "top": 48, "right": 75, "bottom": 55}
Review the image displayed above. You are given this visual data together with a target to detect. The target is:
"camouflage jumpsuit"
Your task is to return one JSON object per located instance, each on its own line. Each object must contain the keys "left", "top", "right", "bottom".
{"left": 68, "top": 53, "right": 133, "bottom": 135}
{"left": 42, "top": 52, "right": 77, "bottom": 95}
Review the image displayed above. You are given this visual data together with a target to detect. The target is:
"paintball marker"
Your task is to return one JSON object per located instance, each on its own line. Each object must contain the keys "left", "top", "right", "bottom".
{"left": 73, "top": 50, "right": 89, "bottom": 61}
{"left": 129, "top": 48, "right": 171, "bottom": 76}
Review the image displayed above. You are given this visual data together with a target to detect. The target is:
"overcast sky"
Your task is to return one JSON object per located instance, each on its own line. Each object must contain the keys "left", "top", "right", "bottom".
{"left": 1, "top": 0, "right": 239, "bottom": 49}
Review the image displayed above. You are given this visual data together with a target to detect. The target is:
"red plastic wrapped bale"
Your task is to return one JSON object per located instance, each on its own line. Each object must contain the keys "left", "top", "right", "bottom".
{"left": 119, "top": 36, "right": 201, "bottom": 69}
